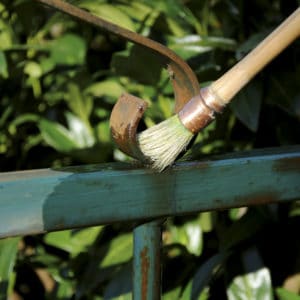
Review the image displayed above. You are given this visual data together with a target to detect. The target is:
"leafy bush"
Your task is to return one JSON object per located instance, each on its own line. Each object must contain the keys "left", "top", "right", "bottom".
{"left": 0, "top": 0, "right": 299, "bottom": 299}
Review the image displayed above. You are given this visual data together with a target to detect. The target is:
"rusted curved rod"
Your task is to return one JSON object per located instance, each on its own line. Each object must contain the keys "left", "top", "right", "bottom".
{"left": 35, "top": 0, "right": 201, "bottom": 159}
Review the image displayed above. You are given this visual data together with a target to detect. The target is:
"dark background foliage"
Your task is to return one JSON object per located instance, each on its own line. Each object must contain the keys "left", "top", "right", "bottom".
{"left": 0, "top": 0, "right": 299, "bottom": 299}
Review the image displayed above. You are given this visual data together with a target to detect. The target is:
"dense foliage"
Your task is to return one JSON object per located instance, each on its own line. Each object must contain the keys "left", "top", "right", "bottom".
{"left": 0, "top": 0, "right": 299, "bottom": 299}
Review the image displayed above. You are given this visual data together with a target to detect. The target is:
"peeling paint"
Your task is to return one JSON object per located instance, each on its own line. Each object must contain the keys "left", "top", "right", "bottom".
{"left": 273, "top": 157, "right": 300, "bottom": 173}
{"left": 140, "top": 246, "right": 150, "bottom": 300}
{"left": 234, "top": 192, "right": 279, "bottom": 206}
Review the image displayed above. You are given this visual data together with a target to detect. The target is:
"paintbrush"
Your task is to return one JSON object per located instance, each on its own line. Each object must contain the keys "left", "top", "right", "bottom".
{"left": 138, "top": 8, "right": 300, "bottom": 171}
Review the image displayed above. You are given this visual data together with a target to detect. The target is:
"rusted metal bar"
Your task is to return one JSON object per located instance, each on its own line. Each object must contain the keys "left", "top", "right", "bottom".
{"left": 133, "top": 220, "right": 162, "bottom": 300}
{"left": 35, "top": 0, "right": 201, "bottom": 159}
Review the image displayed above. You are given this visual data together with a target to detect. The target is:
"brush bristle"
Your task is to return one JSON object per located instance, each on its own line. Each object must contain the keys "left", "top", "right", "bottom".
{"left": 137, "top": 115, "right": 193, "bottom": 171}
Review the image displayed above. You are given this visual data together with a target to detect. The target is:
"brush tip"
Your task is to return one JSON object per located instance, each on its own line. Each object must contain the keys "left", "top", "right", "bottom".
{"left": 137, "top": 115, "right": 193, "bottom": 171}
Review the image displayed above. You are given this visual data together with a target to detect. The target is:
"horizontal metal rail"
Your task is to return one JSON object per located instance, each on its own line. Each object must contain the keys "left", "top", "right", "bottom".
{"left": 0, "top": 146, "right": 299, "bottom": 238}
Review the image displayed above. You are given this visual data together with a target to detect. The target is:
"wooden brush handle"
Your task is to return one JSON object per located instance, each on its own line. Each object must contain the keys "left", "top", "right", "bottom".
{"left": 210, "top": 7, "right": 300, "bottom": 105}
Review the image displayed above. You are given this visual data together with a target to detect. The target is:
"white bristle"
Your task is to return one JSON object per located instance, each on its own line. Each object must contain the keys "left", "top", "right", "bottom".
{"left": 137, "top": 115, "right": 193, "bottom": 171}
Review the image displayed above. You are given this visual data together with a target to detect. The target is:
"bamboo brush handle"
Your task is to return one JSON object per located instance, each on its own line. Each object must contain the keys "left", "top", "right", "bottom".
{"left": 210, "top": 7, "right": 300, "bottom": 105}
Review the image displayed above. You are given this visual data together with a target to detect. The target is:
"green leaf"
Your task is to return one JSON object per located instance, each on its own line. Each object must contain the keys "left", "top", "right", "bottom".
{"left": 24, "top": 61, "right": 42, "bottom": 78}
{"left": 0, "top": 106, "right": 12, "bottom": 127}
{"left": 85, "top": 80, "right": 125, "bottom": 101}
{"left": 290, "top": 201, "right": 300, "bottom": 217}
{"left": 112, "top": 46, "right": 162, "bottom": 85}
{"left": 230, "top": 80, "right": 262, "bottom": 132}
{"left": 199, "top": 212, "right": 213, "bottom": 232}
{"left": 169, "top": 35, "right": 236, "bottom": 59}
{"left": 227, "top": 267, "right": 273, "bottom": 300}
{"left": 38, "top": 118, "right": 79, "bottom": 152}
{"left": 227, "top": 247, "right": 273, "bottom": 300}
{"left": 229, "top": 207, "right": 248, "bottom": 221}
{"left": 116, "top": 2, "right": 155, "bottom": 26}
{"left": 170, "top": 219, "right": 203, "bottom": 256}
{"left": 182, "top": 280, "right": 210, "bottom": 300}
{"left": 49, "top": 34, "right": 86, "bottom": 66}
{"left": 45, "top": 226, "right": 102, "bottom": 256}
{"left": 96, "top": 120, "right": 110, "bottom": 143}
{"left": 9, "top": 113, "right": 39, "bottom": 127}
{"left": 65, "top": 112, "right": 95, "bottom": 148}
{"left": 138, "top": 0, "right": 202, "bottom": 35}
{"left": 79, "top": 2, "right": 135, "bottom": 31}
{"left": 163, "top": 286, "right": 181, "bottom": 300}
{"left": 66, "top": 83, "right": 93, "bottom": 122}
{"left": 276, "top": 288, "right": 300, "bottom": 300}
{"left": 0, "top": 237, "right": 20, "bottom": 299}
{"left": 101, "top": 233, "right": 132, "bottom": 267}
{"left": 0, "top": 19, "right": 13, "bottom": 50}
{"left": 0, "top": 50, "right": 8, "bottom": 78}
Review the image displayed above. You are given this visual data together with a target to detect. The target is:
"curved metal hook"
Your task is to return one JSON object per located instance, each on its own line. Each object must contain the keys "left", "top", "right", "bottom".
{"left": 107, "top": 33, "right": 201, "bottom": 159}
{"left": 110, "top": 94, "right": 148, "bottom": 160}
{"left": 35, "top": 0, "right": 200, "bottom": 159}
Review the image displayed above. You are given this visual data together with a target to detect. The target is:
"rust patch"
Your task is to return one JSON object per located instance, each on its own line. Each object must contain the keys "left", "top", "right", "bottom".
{"left": 234, "top": 192, "right": 279, "bottom": 207}
{"left": 140, "top": 246, "right": 150, "bottom": 300}
{"left": 273, "top": 157, "right": 300, "bottom": 173}
{"left": 110, "top": 93, "right": 148, "bottom": 160}
{"left": 174, "top": 160, "right": 211, "bottom": 171}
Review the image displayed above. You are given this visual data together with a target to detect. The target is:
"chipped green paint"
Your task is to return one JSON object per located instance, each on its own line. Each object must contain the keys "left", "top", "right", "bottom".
{"left": 0, "top": 146, "right": 299, "bottom": 238}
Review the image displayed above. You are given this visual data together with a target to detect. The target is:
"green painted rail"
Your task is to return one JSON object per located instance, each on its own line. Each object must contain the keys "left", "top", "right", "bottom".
{"left": 1, "top": 146, "right": 300, "bottom": 300}
{"left": 0, "top": 146, "right": 299, "bottom": 239}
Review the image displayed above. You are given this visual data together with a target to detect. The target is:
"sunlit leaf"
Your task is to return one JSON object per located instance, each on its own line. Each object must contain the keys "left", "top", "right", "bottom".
{"left": 229, "top": 207, "right": 248, "bottom": 221}
{"left": 276, "top": 288, "right": 300, "bottom": 300}
{"left": 49, "top": 34, "right": 86, "bottom": 66}
{"left": 117, "top": 1, "right": 156, "bottom": 27}
{"left": 227, "top": 267, "right": 273, "bottom": 300}
{"left": 169, "top": 35, "right": 236, "bottom": 59}
{"left": 170, "top": 219, "right": 203, "bottom": 256}
{"left": 199, "top": 212, "right": 213, "bottom": 232}
{"left": 96, "top": 120, "right": 110, "bottom": 143}
{"left": 65, "top": 112, "right": 95, "bottom": 148}
{"left": 163, "top": 286, "right": 181, "bottom": 300}
{"left": 24, "top": 61, "right": 42, "bottom": 78}
{"left": 45, "top": 226, "right": 102, "bottom": 256}
{"left": 101, "top": 233, "right": 132, "bottom": 267}
{"left": 66, "top": 83, "right": 93, "bottom": 123}
{"left": 85, "top": 80, "right": 125, "bottom": 100}
{"left": 79, "top": 2, "right": 135, "bottom": 31}
{"left": 38, "top": 118, "right": 79, "bottom": 152}
{"left": 0, "top": 19, "right": 13, "bottom": 50}
{"left": 0, "top": 237, "right": 20, "bottom": 299}
{"left": 0, "top": 50, "right": 8, "bottom": 78}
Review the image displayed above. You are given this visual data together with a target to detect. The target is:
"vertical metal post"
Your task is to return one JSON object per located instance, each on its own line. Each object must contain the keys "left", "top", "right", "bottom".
{"left": 133, "top": 220, "right": 162, "bottom": 300}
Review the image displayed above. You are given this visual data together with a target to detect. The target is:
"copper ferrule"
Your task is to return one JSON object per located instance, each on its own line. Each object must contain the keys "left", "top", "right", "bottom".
{"left": 178, "top": 87, "right": 225, "bottom": 133}
{"left": 200, "top": 86, "right": 225, "bottom": 113}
